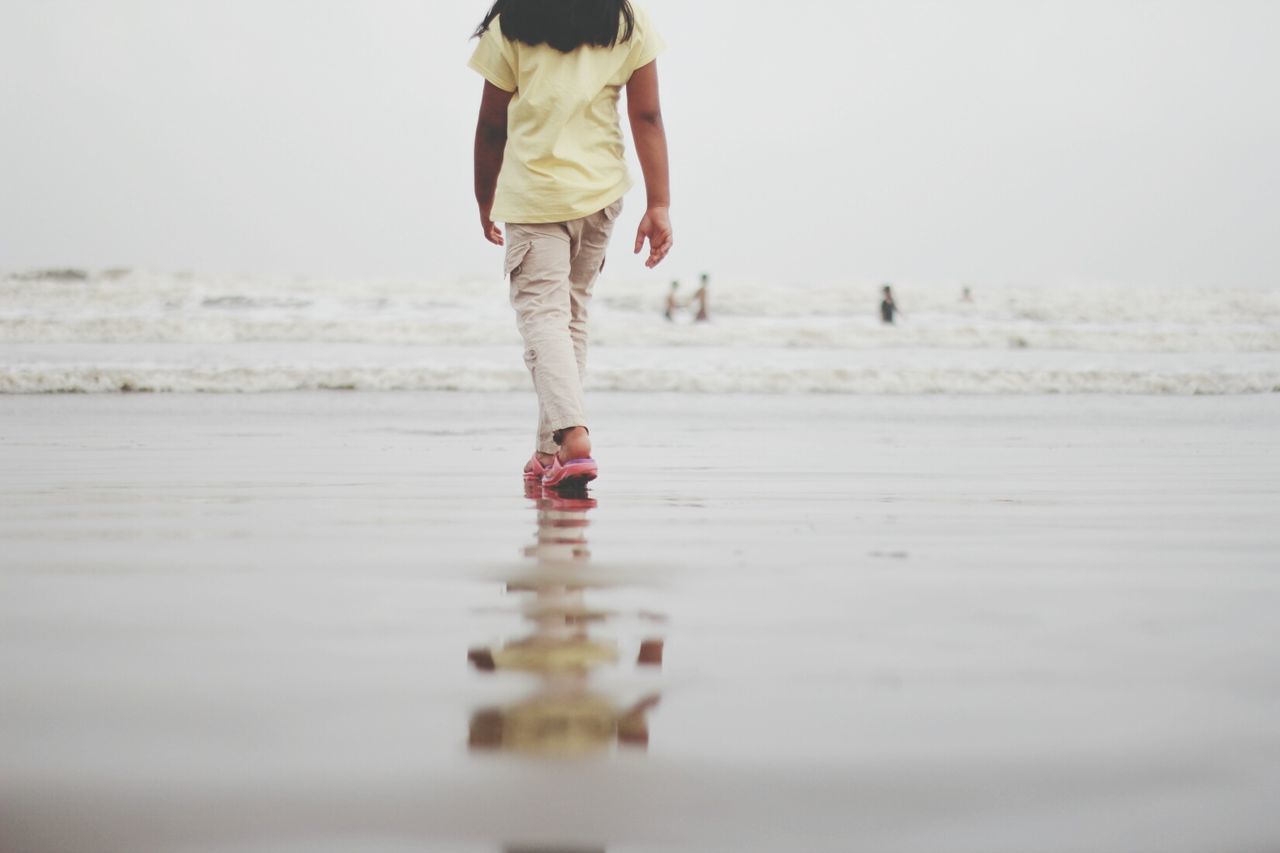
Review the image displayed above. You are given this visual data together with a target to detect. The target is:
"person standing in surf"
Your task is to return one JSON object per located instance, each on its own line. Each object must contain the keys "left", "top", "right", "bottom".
{"left": 880, "top": 284, "right": 899, "bottom": 325}
{"left": 470, "top": 0, "right": 673, "bottom": 490}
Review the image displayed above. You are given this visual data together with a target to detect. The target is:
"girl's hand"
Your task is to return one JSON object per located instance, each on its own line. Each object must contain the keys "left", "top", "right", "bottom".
{"left": 480, "top": 209, "right": 504, "bottom": 246}
{"left": 634, "top": 206, "right": 673, "bottom": 268}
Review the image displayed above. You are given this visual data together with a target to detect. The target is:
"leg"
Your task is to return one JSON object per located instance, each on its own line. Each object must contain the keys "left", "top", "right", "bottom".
{"left": 566, "top": 199, "right": 622, "bottom": 375}
{"left": 550, "top": 200, "right": 622, "bottom": 464}
{"left": 506, "top": 223, "right": 587, "bottom": 457}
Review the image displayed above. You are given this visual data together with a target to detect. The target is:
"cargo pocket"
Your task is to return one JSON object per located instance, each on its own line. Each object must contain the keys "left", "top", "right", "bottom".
{"left": 598, "top": 199, "right": 622, "bottom": 272}
{"left": 504, "top": 241, "right": 531, "bottom": 280}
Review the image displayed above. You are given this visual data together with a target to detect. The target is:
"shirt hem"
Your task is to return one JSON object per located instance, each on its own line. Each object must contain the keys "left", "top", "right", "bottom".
{"left": 496, "top": 185, "right": 631, "bottom": 225}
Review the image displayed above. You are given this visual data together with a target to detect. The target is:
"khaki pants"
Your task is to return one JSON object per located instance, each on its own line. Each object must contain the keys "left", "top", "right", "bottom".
{"left": 505, "top": 199, "right": 621, "bottom": 455}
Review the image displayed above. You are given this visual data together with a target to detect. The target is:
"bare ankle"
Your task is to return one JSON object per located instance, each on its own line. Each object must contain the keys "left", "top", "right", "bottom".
{"left": 555, "top": 426, "right": 592, "bottom": 460}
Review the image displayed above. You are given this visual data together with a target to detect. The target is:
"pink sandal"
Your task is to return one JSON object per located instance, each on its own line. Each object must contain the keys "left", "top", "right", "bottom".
{"left": 541, "top": 455, "right": 598, "bottom": 490}
{"left": 523, "top": 454, "right": 548, "bottom": 482}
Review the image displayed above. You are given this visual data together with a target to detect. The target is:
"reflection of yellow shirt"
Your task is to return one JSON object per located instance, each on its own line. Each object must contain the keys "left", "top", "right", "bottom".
{"left": 492, "top": 638, "right": 618, "bottom": 673}
{"left": 472, "top": 694, "right": 651, "bottom": 757}
{"left": 504, "top": 694, "right": 618, "bottom": 756}
{"left": 467, "top": 8, "right": 665, "bottom": 224}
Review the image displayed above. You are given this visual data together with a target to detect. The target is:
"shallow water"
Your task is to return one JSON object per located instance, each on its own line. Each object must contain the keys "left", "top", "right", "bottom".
{"left": 2, "top": 393, "right": 1279, "bottom": 851}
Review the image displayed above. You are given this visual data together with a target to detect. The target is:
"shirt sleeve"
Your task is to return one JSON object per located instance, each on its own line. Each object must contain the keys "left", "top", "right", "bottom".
{"left": 625, "top": 8, "right": 667, "bottom": 75}
{"left": 468, "top": 24, "right": 517, "bottom": 92}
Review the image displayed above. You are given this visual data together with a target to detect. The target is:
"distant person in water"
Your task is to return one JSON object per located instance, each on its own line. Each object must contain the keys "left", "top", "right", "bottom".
{"left": 470, "top": 0, "right": 672, "bottom": 490}
{"left": 693, "top": 273, "right": 709, "bottom": 322}
{"left": 961, "top": 286, "right": 974, "bottom": 303}
{"left": 880, "top": 284, "right": 897, "bottom": 324}
{"left": 664, "top": 280, "right": 679, "bottom": 320}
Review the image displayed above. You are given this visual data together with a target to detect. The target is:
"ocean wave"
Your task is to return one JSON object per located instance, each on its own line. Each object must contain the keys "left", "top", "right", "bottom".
{"left": 4, "top": 364, "right": 1276, "bottom": 396}
{"left": 4, "top": 271, "right": 1278, "bottom": 394}
{"left": 3, "top": 316, "right": 1277, "bottom": 354}
{"left": 3, "top": 270, "right": 1278, "bottom": 355}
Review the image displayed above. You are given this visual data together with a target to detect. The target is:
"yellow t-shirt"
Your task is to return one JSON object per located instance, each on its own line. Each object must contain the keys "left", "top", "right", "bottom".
{"left": 468, "top": 7, "right": 665, "bottom": 224}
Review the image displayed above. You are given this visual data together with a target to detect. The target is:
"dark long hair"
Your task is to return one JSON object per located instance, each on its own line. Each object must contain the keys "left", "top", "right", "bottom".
{"left": 474, "top": 0, "right": 635, "bottom": 52}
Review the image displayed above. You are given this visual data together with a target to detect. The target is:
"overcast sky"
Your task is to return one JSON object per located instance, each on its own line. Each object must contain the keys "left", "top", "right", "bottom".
{"left": 1, "top": 1, "right": 1277, "bottom": 288}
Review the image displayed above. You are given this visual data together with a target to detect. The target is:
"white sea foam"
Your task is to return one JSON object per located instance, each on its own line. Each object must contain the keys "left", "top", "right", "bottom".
{"left": 7, "top": 367, "right": 1274, "bottom": 395}
{"left": 3, "top": 343, "right": 1277, "bottom": 396}
{"left": 2, "top": 270, "right": 1278, "bottom": 394}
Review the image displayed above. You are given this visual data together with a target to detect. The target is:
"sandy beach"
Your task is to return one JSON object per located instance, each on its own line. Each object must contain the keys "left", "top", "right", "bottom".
{"left": 1, "top": 390, "right": 1278, "bottom": 852}
{"left": 6, "top": 0, "right": 1280, "bottom": 849}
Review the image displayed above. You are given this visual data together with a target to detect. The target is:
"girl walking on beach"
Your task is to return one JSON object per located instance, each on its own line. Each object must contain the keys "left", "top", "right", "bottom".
{"left": 470, "top": 0, "right": 673, "bottom": 490}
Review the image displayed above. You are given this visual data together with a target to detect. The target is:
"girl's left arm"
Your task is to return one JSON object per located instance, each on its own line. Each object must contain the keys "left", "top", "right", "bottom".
{"left": 474, "top": 81, "right": 514, "bottom": 246}
{"left": 627, "top": 60, "right": 673, "bottom": 269}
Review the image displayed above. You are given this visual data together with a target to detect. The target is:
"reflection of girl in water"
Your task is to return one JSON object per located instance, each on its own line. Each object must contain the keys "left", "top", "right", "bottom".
{"left": 470, "top": 0, "right": 673, "bottom": 489}
{"left": 468, "top": 480, "right": 666, "bottom": 757}
{"left": 470, "top": 689, "right": 660, "bottom": 756}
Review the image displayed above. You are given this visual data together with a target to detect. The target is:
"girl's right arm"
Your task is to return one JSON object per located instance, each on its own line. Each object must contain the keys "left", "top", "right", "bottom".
{"left": 474, "top": 81, "right": 514, "bottom": 246}
{"left": 626, "top": 60, "right": 673, "bottom": 269}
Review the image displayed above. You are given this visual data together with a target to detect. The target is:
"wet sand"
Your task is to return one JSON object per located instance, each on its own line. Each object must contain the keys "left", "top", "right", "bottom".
{"left": 1, "top": 391, "right": 1279, "bottom": 852}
